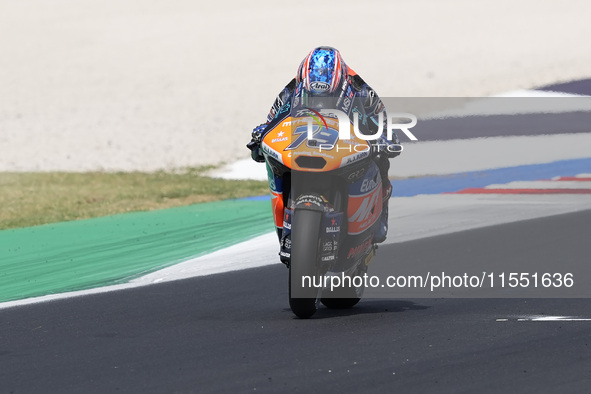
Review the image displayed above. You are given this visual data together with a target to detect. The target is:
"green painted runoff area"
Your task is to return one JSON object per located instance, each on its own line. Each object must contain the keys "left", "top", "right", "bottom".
{"left": 0, "top": 199, "right": 273, "bottom": 303}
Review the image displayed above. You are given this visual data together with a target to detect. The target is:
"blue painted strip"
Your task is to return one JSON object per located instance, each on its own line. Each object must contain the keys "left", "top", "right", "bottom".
{"left": 238, "top": 157, "right": 591, "bottom": 200}
{"left": 239, "top": 195, "right": 271, "bottom": 201}
{"left": 391, "top": 157, "right": 591, "bottom": 196}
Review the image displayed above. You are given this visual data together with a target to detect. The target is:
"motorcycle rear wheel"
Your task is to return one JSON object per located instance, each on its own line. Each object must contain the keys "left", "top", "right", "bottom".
{"left": 289, "top": 209, "right": 322, "bottom": 319}
{"left": 320, "top": 289, "right": 361, "bottom": 309}
{"left": 320, "top": 273, "right": 363, "bottom": 309}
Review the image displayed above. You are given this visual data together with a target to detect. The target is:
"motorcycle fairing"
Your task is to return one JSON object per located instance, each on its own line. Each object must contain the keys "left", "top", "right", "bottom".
{"left": 261, "top": 114, "right": 373, "bottom": 172}
{"left": 347, "top": 162, "right": 383, "bottom": 235}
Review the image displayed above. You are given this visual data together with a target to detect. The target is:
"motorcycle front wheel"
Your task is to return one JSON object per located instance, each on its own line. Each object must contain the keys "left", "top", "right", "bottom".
{"left": 289, "top": 208, "right": 322, "bottom": 319}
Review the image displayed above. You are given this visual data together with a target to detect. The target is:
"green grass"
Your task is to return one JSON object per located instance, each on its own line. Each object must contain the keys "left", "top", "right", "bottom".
{"left": 0, "top": 168, "right": 269, "bottom": 230}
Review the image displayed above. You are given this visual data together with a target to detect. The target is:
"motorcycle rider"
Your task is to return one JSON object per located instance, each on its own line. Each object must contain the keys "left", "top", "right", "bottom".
{"left": 247, "top": 46, "right": 401, "bottom": 243}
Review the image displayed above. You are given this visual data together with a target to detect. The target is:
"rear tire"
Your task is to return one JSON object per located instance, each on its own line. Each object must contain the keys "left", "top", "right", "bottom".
{"left": 320, "top": 261, "right": 367, "bottom": 309}
{"left": 289, "top": 209, "right": 322, "bottom": 319}
{"left": 320, "top": 285, "right": 361, "bottom": 309}
{"left": 320, "top": 298, "right": 360, "bottom": 309}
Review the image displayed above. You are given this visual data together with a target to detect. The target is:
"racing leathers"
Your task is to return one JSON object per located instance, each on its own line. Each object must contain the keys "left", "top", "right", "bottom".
{"left": 248, "top": 67, "right": 400, "bottom": 244}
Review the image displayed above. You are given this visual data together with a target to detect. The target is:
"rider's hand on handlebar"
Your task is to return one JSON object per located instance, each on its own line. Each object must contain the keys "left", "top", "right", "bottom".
{"left": 251, "top": 124, "right": 267, "bottom": 143}
{"left": 376, "top": 136, "right": 402, "bottom": 159}
{"left": 247, "top": 124, "right": 267, "bottom": 162}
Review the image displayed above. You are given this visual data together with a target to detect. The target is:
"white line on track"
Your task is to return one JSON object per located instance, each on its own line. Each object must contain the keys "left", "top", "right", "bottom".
{"left": 497, "top": 316, "right": 591, "bottom": 322}
{"left": 484, "top": 180, "right": 591, "bottom": 190}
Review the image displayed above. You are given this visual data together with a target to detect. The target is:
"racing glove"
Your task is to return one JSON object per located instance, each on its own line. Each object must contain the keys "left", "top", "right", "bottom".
{"left": 376, "top": 135, "right": 402, "bottom": 159}
{"left": 246, "top": 124, "right": 267, "bottom": 163}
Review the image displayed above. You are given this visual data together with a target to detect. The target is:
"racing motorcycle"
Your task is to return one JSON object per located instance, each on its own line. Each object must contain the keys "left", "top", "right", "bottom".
{"left": 248, "top": 95, "right": 391, "bottom": 318}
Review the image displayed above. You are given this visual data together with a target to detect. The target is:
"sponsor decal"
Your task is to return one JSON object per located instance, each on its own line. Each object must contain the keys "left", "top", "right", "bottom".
{"left": 278, "top": 101, "right": 291, "bottom": 115}
{"left": 310, "top": 81, "right": 330, "bottom": 92}
{"left": 311, "top": 150, "right": 335, "bottom": 160}
{"left": 347, "top": 167, "right": 366, "bottom": 182}
{"left": 341, "top": 97, "right": 351, "bottom": 112}
{"left": 261, "top": 144, "right": 280, "bottom": 161}
{"left": 352, "top": 107, "right": 366, "bottom": 127}
{"left": 350, "top": 191, "right": 380, "bottom": 223}
{"left": 271, "top": 130, "right": 288, "bottom": 142}
{"left": 343, "top": 150, "right": 370, "bottom": 165}
{"left": 348, "top": 186, "right": 382, "bottom": 234}
{"left": 283, "top": 210, "right": 292, "bottom": 231}
{"left": 347, "top": 236, "right": 374, "bottom": 259}
{"left": 323, "top": 212, "right": 343, "bottom": 233}
{"left": 325, "top": 218, "right": 340, "bottom": 233}
{"left": 360, "top": 177, "right": 380, "bottom": 193}
{"left": 296, "top": 194, "right": 324, "bottom": 209}
{"left": 287, "top": 109, "right": 340, "bottom": 151}
{"left": 296, "top": 109, "right": 311, "bottom": 117}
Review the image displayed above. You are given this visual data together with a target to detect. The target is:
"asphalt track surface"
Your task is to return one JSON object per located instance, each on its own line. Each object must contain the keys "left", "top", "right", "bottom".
{"left": 2, "top": 210, "right": 590, "bottom": 393}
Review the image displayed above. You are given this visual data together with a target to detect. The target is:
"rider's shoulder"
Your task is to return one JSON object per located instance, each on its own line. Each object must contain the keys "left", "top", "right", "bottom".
{"left": 349, "top": 72, "right": 367, "bottom": 93}
{"left": 285, "top": 77, "right": 297, "bottom": 91}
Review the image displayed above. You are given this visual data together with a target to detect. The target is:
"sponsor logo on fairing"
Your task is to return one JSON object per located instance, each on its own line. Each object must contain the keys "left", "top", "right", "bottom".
{"left": 347, "top": 167, "right": 366, "bottom": 181}
{"left": 343, "top": 150, "right": 370, "bottom": 165}
{"left": 348, "top": 185, "right": 382, "bottom": 234}
{"left": 261, "top": 144, "right": 280, "bottom": 161}
{"left": 347, "top": 236, "right": 374, "bottom": 259}
{"left": 271, "top": 130, "right": 288, "bottom": 143}
{"left": 360, "top": 177, "right": 379, "bottom": 193}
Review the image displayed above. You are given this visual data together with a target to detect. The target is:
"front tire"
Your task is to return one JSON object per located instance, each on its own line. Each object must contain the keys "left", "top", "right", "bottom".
{"left": 289, "top": 209, "right": 322, "bottom": 318}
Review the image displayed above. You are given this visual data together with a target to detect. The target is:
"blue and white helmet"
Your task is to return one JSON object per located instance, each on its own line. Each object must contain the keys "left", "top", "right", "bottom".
{"left": 296, "top": 46, "right": 348, "bottom": 95}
